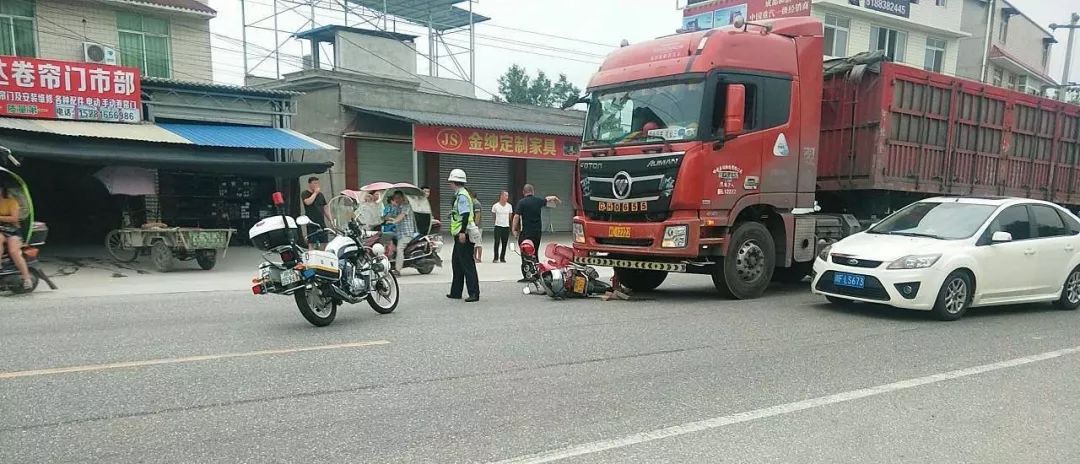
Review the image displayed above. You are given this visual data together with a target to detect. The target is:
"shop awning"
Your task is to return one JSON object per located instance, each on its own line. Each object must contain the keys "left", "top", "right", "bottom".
{"left": 157, "top": 123, "right": 338, "bottom": 150}
{"left": 345, "top": 105, "right": 583, "bottom": 137}
{"left": 0, "top": 118, "right": 191, "bottom": 144}
{"left": 0, "top": 134, "right": 332, "bottom": 177}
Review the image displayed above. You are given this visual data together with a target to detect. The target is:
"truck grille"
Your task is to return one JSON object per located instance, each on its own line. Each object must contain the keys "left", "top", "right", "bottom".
{"left": 596, "top": 237, "right": 654, "bottom": 247}
{"left": 816, "top": 271, "right": 890, "bottom": 301}
{"left": 584, "top": 211, "right": 672, "bottom": 222}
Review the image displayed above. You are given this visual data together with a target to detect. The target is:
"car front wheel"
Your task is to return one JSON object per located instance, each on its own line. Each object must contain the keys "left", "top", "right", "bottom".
{"left": 932, "top": 271, "right": 972, "bottom": 321}
{"left": 1054, "top": 266, "right": 1080, "bottom": 311}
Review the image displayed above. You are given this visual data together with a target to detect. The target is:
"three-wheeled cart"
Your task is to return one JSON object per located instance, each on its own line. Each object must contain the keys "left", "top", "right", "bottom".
{"left": 105, "top": 227, "right": 235, "bottom": 272}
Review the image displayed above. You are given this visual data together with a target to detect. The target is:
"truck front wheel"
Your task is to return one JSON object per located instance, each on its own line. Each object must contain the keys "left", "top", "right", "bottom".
{"left": 614, "top": 268, "right": 668, "bottom": 292}
{"left": 713, "top": 222, "right": 775, "bottom": 299}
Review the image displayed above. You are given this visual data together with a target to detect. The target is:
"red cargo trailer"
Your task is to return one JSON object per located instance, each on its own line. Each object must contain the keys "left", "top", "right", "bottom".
{"left": 817, "top": 60, "right": 1080, "bottom": 217}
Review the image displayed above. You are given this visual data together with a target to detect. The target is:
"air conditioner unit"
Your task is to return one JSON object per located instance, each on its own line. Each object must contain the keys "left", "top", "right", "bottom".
{"left": 83, "top": 42, "right": 118, "bottom": 65}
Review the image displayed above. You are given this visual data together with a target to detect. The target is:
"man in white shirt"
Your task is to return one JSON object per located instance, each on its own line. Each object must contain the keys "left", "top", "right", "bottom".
{"left": 491, "top": 191, "right": 513, "bottom": 263}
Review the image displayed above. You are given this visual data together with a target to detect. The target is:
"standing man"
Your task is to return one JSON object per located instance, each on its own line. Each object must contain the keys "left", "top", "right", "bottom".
{"left": 301, "top": 177, "right": 331, "bottom": 250}
{"left": 491, "top": 191, "right": 513, "bottom": 263}
{"left": 446, "top": 169, "right": 479, "bottom": 302}
{"left": 513, "top": 184, "right": 561, "bottom": 281}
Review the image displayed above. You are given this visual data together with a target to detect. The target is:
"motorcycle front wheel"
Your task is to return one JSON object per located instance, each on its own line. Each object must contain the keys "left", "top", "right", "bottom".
{"left": 294, "top": 284, "right": 338, "bottom": 327}
{"left": 368, "top": 271, "right": 399, "bottom": 314}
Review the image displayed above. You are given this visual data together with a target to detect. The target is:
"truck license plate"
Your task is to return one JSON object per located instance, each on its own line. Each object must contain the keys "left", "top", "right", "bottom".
{"left": 608, "top": 226, "right": 632, "bottom": 238}
{"left": 280, "top": 270, "right": 300, "bottom": 286}
{"left": 833, "top": 272, "right": 865, "bottom": 289}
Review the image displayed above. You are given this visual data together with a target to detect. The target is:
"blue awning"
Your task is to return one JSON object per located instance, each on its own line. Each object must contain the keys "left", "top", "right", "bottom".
{"left": 157, "top": 123, "right": 337, "bottom": 150}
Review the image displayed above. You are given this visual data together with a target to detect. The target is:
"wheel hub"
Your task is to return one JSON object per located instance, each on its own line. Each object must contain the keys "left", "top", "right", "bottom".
{"left": 1066, "top": 272, "right": 1080, "bottom": 305}
{"left": 944, "top": 278, "right": 968, "bottom": 314}
{"left": 734, "top": 240, "right": 765, "bottom": 282}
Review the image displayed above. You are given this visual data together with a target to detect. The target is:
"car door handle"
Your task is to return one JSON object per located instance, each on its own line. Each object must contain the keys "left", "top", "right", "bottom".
{"left": 1066, "top": 245, "right": 1075, "bottom": 252}
{"left": 1024, "top": 249, "right": 1036, "bottom": 256}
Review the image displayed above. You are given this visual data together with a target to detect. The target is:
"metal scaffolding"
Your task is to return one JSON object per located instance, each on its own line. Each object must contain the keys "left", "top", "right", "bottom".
{"left": 238, "top": 0, "right": 487, "bottom": 86}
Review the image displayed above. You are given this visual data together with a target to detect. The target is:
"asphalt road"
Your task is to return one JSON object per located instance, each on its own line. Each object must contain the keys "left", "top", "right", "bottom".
{"left": 2, "top": 276, "right": 1080, "bottom": 463}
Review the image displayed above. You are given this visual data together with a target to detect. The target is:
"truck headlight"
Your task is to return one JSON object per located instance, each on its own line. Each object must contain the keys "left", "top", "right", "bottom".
{"left": 662, "top": 225, "right": 688, "bottom": 248}
{"left": 573, "top": 223, "right": 585, "bottom": 244}
{"left": 887, "top": 254, "right": 941, "bottom": 270}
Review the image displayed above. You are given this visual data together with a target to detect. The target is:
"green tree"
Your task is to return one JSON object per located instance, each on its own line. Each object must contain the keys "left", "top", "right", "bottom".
{"left": 495, "top": 65, "right": 582, "bottom": 108}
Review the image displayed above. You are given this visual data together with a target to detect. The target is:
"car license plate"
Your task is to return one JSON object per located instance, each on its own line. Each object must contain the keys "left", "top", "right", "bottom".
{"left": 280, "top": 270, "right": 300, "bottom": 286}
{"left": 833, "top": 272, "right": 865, "bottom": 289}
{"left": 608, "top": 226, "right": 632, "bottom": 238}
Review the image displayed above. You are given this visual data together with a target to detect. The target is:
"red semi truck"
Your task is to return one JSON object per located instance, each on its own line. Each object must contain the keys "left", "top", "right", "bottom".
{"left": 571, "top": 17, "right": 1080, "bottom": 299}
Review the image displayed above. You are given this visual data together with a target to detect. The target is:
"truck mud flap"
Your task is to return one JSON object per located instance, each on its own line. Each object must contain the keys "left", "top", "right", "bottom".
{"left": 575, "top": 257, "right": 687, "bottom": 273}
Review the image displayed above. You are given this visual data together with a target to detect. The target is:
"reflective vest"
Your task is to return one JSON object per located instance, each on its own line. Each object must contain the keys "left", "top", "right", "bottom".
{"left": 449, "top": 189, "right": 474, "bottom": 235}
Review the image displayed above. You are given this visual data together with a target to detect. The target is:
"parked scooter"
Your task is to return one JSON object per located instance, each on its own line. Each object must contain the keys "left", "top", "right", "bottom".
{"left": 0, "top": 147, "right": 57, "bottom": 295}
{"left": 336, "top": 182, "right": 443, "bottom": 275}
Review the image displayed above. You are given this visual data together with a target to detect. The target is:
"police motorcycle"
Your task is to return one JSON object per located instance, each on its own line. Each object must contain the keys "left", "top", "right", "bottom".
{"left": 522, "top": 242, "right": 612, "bottom": 299}
{"left": 333, "top": 183, "right": 443, "bottom": 275}
{"left": 0, "top": 147, "right": 57, "bottom": 295}
{"left": 249, "top": 191, "right": 399, "bottom": 327}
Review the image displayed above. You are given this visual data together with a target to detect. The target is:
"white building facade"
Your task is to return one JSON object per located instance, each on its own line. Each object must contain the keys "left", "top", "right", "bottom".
{"left": 812, "top": 0, "right": 969, "bottom": 75}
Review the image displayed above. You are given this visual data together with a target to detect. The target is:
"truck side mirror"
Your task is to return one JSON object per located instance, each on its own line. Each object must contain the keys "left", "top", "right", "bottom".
{"left": 724, "top": 84, "right": 746, "bottom": 137}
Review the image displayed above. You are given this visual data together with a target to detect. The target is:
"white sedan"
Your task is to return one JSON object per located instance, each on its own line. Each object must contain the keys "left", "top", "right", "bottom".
{"left": 812, "top": 197, "right": 1080, "bottom": 320}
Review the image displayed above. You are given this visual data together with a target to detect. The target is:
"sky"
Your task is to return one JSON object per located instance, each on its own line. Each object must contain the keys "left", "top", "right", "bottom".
{"left": 206, "top": 0, "right": 1080, "bottom": 98}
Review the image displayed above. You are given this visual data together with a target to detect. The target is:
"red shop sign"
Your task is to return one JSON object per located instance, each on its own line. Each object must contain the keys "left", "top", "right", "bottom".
{"left": 414, "top": 125, "right": 581, "bottom": 161}
{"left": 0, "top": 55, "right": 142, "bottom": 123}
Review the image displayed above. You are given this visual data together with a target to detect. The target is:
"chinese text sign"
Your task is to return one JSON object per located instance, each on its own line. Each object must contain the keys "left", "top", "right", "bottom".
{"left": 0, "top": 55, "right": 142, "bottom": 123}
{"left": 414, "top": 125, "right": 581, "bottom": 161}
{"left": 682, "top": 0, "right": 811, "bottom": 32}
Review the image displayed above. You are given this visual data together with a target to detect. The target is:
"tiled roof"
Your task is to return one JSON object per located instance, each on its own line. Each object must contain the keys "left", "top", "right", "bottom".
{"left": 105, "top": 0, "right": 217, "bottom": 16}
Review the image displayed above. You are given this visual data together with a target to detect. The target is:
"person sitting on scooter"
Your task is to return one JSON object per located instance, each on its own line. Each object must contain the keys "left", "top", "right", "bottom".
{"left": 0, "top": 185, "right": 32, "bottom": 289}
{"left": 381, "top": 192, "right": 406, "bottom": 276}
{"left": 396, "top": 193, "right": 418, "bottom": 275}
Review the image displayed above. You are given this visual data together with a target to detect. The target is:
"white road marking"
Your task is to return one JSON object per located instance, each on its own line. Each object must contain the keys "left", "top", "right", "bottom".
{"left": 491, "top": 345, "right": 1080, "bottom": 464}
{"left": 0, "top": 340, "right": 390, "bottom": 380}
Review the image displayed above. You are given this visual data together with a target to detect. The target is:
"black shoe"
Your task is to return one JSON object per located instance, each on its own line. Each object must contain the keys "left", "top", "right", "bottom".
{"left": 500, "top": 259, "right": 507, "bottom": 263}
{"left": 464, "top": 295, "right": 480, "bottom": 302}
{"left": 446, "top": 294, "right": 462, "bottom": 300}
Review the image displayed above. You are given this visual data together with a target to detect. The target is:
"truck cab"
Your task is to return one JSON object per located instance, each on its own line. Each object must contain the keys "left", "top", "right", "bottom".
{"left": 572, "top": 17, "right": 833, "bottom": 298}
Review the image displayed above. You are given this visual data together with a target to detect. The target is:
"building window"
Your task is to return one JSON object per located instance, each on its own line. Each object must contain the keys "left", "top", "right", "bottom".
{"left": 992, "top": 66, "right": 1003, "bottom": 86}
{"left": 117, "top": 12, "right": 171, "bottom": 78}
{"left": 0, "top": 0, "right": 35, "bottom": 57}
{"left": 1007, "top": 73, "right": 1017, "bottom": 90}
{"left": 936, "top": 0, "right": 946, "bottom": 6}
{"left": 1017, "top": 75, "right": 1028, "bottom": 93}
{"left": 998, "top": 14, "right": 1009, "bottom": 44}
{"left": 870, "top": 25, "right": 907, "bottom": 62}
{"left": 924, "top": 37, "right": 946, "bottom": 73}
{"left": 823, "top": 15, "right": 850, "bottom": 57}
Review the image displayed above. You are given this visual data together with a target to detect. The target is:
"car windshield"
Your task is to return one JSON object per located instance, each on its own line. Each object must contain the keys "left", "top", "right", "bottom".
{"left": 583, "top": 80, "right": 705, "bottom": 146}
{"left": 868, "top": 201, "right": 997, "bottom": 240}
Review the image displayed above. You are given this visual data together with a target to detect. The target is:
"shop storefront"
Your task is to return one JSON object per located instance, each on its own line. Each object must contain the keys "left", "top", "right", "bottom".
{"left": 0, "top": 56, "right": 334, "bottom": 245}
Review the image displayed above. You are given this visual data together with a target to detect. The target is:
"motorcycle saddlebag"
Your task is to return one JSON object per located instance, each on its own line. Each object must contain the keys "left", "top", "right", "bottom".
{"left": 303, "top": 250, "right": 341, "bottom": 280}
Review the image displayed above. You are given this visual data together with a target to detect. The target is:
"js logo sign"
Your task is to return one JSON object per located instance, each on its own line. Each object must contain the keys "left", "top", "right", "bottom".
{"left": 436, "top": 129, "right": 463, "bottom": 150}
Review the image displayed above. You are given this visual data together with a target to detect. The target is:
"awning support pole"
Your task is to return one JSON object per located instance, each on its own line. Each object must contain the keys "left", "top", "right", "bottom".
{"left": 412, "top": 125, "right": 419, "bottom": 185}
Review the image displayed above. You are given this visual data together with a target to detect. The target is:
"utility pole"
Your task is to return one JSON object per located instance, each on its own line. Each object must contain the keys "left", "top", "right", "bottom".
{"left": 980, "top": 0, "right": 997, "bottom": 83}
{"left": 1051, "top": 12, "right": 1079, "bottom": 101}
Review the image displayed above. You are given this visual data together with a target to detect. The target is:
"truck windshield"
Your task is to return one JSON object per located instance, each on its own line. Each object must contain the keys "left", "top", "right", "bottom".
{"left": 583, "top": 80, "right": 705, "bottom": 146}
{"left": 868, "top": 202, "right": 997, "bottom": 240}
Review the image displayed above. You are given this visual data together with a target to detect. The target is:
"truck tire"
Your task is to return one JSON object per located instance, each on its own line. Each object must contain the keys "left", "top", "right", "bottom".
{"left": 614, "top": 268, "right": 667, "bottom": 292}
{"left": 712, "top": 222, "right": 775, "bottom": 299}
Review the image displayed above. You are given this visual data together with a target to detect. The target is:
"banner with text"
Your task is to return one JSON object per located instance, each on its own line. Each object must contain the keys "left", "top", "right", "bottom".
{"left": 854, "top": 0, "right": 911, "bottom": 18}
{"left": 414, "top": 125, "right": 581, "bottom": 161}
{"left": 0, "top": 55, "right": 142, "bottom": 123}
{"left": 682, "top": 0, "right": 811, "bottom": 32}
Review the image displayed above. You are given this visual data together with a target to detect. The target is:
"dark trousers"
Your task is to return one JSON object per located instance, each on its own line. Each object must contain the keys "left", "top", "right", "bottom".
{"left": 493, "top": 226, "right": 510, "bottom": 261}
{"left": 450, "top": 236, "right": 479, "bottom": 298}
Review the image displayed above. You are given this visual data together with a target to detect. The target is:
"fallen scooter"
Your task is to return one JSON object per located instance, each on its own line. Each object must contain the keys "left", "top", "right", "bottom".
{"left": 521, "top": 242, "right": 614, "bottom": 299}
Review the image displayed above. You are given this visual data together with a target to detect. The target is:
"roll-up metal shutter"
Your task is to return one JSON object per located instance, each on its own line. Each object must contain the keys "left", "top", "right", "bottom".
{"left": 438, "top": 154, "right": 511, "bottom": 231}
{"left": 525, "top": 159, "right": 575, "bottom": 232}
{"left": 358, "top": 140, "right": 414, "bottom": 186}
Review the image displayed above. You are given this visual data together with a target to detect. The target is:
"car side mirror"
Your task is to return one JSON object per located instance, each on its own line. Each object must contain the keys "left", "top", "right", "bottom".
{"left": 724, "top": 84, "right": 746, "bottom": 137}
{"left": 296, "top": 215, "right": 313, "bottom": 226}
{"left": 991, "top": 231, "right": 1012, "bottom": 243}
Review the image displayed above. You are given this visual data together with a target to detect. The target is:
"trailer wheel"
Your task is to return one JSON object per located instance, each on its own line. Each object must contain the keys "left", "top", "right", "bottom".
{"left": 712, "top": 222, "right": 775, "bottom": 299}
{"left": 614, "top": 268, "right": 667, "bottom": 292}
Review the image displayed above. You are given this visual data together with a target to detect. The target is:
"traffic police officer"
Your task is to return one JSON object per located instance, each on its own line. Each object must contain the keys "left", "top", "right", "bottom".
{"left": 446, "top": 168, "right": 480, "bottom": 302}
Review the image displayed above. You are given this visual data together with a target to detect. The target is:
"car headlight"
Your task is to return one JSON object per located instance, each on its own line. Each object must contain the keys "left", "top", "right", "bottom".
{"left": 817, "top": 244, "right": 832, "bottom": 261}
{"left": 887, "top": 254, "right": 941, "bottom": 270}
{"left": 573, "top": 223, "right": 585, "bottom": 244}
{"left": 661, "top": 225, "right": 688, "bottom": 248}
